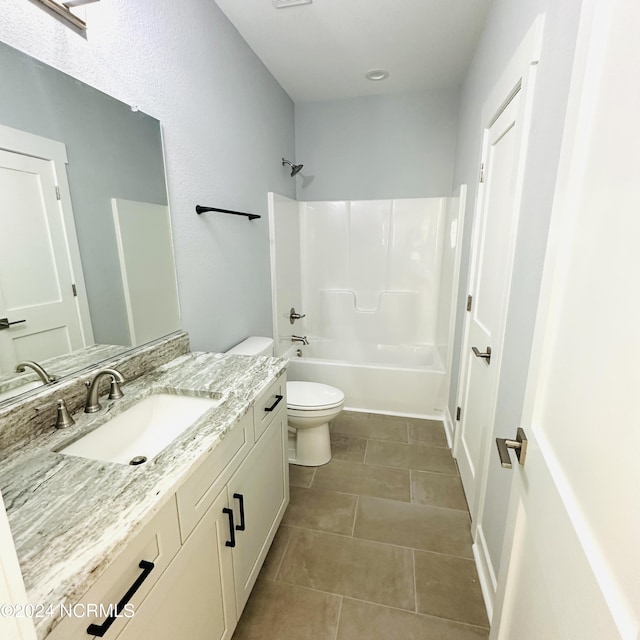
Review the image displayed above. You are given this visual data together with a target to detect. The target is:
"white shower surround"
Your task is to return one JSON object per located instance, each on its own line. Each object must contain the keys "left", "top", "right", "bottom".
{"left": 269, "top": 192, "right": 464, "bottom": 418}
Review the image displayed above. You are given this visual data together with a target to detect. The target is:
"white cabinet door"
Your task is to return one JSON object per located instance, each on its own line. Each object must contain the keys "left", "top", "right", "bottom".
{"left": 228, "top": 410, "right": 288, "bottom": 615}
{"left": 116, "top": 490, "right": 236, "bottom": 640}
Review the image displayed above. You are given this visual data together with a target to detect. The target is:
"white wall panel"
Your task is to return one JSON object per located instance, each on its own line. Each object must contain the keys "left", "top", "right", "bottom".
{"left": 299, "top": 197, "right": 445, "bottom": 347}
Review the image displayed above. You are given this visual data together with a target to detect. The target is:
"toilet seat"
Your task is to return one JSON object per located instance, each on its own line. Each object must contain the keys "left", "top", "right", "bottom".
{"left": 286, "top": 381, "right": 344, "bottom": 411}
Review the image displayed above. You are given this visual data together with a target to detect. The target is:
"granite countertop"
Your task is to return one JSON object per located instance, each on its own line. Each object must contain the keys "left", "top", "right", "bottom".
{"left": 0, "top": 351, "right": 286, "bottom": 639}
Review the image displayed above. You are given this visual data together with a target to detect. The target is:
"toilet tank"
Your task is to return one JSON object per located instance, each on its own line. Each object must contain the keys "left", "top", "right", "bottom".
{"left": 225, "top": 336, "right": 274, "bottom": 357}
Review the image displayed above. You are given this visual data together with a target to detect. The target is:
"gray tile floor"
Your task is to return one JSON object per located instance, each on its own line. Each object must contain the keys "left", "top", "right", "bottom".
{"left": 232, "top": 411, "right": 489, "bottom": 640}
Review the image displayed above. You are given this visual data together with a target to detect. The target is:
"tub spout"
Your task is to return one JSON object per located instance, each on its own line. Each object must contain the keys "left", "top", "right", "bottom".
{"left": 291, "top": 335, "right": 309, "bottom": 346}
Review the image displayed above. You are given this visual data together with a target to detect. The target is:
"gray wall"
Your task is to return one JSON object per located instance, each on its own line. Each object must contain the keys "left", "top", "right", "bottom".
{"left": 450, "top": 0, "right": 584, "bottom": 573}
{"left": 294, "top": 89, "right": 459, "bottom": 201}
{"left": 0, "top": 41, "right": 168, "bottom": 347}
{"left": 0, "top": 0, "right": 296, "bottom": 353}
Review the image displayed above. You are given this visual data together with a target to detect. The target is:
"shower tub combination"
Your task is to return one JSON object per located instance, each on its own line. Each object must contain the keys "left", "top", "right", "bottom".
{"left": 286, "top": 339, "right": 446, "bottom": 418}
{"left": 269, "top": 193, "right": 465, "bottom": 421}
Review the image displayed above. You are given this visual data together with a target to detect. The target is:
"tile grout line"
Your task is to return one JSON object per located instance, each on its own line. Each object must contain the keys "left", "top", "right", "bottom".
{"left": 323, "top": 455, "right": 459, "bottom": 478}
{"left": 279, "top": 522, "right": 475, "bottom": 562}
{"left": 271, "top": 528, "right": 294, "bottom": 582}
{"left": 357, "top": 491, "right": 474, "bottom": 516}
{"left": 265, "top": 574, "right": 491, "bottom": 633}
{"left": 409, "top": 468, "right": 414, "bottom": 504}
{"left": 350, "top": 495, "right": 359, "bottom": 538}
{"left": 290, "top": 483, "right": 364, "bottom": 499}
{"left": 333, "top": 597, "right": 344, "bottom": 640}
{"left": 271, "top": 574, "right": 420, "bottom": 617}
{"left": 336, "top": 594, "right": 492, "bottom": 632}
{"left": 412, "top": 548, "right": 417, "bottom": 613}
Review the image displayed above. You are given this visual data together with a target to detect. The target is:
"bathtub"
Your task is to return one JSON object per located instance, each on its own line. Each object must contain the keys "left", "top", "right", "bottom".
{"left": 284, "top": 339, "right": 446, "bottom": 418}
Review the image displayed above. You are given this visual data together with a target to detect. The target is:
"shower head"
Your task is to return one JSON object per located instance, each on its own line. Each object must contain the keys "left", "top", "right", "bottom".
{"left": 282, "top": 157, "right": 303, "bottom": 177}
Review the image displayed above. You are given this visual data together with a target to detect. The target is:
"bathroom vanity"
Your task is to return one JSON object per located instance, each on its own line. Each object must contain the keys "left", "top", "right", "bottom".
{"left": 0, "top": 333, "right": 289, "bottom": 640}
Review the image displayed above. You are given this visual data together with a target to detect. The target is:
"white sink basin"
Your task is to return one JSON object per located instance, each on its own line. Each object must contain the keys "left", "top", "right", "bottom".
{"left": 59, "top": 393, "right": 223, "bottom": 465}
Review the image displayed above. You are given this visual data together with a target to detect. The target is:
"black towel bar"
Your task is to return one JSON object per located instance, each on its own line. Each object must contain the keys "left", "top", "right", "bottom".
{"left": 195, "top": 205, "right": 260, "bottom": 220}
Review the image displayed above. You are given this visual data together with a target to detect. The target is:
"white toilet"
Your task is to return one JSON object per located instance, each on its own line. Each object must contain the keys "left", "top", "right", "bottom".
{"left": 226, "top": 337, "right": 344, "bottom": 466}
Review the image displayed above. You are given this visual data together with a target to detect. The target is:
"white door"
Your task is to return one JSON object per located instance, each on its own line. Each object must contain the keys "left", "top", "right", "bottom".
{"left": 491, "top": 1, "right": 639, "bottom": 637}
{"left": 455, "top": 91, "right": 526, "bottom": 519}
{"left": 0, "top": 149, "right": 84, "bottom": 373}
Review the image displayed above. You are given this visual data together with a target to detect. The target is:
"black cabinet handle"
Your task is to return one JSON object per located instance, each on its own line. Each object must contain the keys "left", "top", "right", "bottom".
{"left": 223, "top": 507, "right": 236, "bottom": 547}
{"left": 264, "top": 394, "right": 283, "bottom": 412}
{"left": 233, "top": 493, "right": 246, "bottom": 531}
{"left": 86, "top": 560, "right": 154, "bottom": 636}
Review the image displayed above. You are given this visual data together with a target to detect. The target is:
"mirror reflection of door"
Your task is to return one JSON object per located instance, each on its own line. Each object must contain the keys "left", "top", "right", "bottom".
{"left": 0, "top": 146, "right": 88, "bottom": 375}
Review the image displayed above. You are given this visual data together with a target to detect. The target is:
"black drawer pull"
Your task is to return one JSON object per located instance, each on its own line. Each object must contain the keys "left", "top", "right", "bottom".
{"left": 264, "top": 394, "right": 283, "bottom": 412}
{"left": 233, "top": 493, "right": 246, "bottom": 531}
{"left": 86, "top": 560, "right": 154, "bottom": 636}
{"left": 223, "top": 507, "right": 236, "bottom": 547}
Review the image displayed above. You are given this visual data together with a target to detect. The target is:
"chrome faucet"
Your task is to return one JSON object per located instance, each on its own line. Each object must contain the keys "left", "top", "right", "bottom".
{"left": 15, "top": 360, "right": 56, "bottom": 384}
{"left": 84, "top": 368, "right": 125, "bottom": 413}
{"left": 291, "top": 335, "right": 309, "bottom": 346}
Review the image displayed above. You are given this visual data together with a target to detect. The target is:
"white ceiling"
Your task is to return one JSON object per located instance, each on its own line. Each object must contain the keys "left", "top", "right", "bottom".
{"left": 214, "top": 0, "right": 493, "bottom": 102}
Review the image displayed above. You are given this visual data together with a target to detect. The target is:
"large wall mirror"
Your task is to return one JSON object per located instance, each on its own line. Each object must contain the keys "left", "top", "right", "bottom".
{"left": 0, "top": 41, "right": 181, "bottom": 405}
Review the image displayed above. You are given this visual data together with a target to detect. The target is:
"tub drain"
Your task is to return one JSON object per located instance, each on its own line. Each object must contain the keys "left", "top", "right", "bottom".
{"left": 129, "top": 455, "right": 147, "bottom": 466}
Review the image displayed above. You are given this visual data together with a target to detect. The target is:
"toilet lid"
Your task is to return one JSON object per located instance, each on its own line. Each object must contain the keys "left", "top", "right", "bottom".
{"left": 287, "top": 381, "right": 344, "bottom": 410}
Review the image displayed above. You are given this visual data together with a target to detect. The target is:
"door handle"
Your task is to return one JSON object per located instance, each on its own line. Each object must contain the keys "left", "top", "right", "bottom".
{"left": 496, "top": 428, "right": 528, "bottom": 468}
{"left": 0, "top": 317, "right": 26, "bottom": 330}
{"left": 472, "top": 346, "right": 492, "bottom": 364}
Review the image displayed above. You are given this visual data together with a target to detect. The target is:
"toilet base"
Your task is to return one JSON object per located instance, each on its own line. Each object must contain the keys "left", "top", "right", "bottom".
{"left": 288, "top": 422, "right": 332, "bottom": 466}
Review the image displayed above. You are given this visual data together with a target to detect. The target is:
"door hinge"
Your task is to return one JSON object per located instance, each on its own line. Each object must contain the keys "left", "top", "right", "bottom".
{"left": 55, "top": 185, "right": 61, "bottom": 200}
{"left": 466, "top": 295, "right": 473, "bottom": 311}
{"left": 456, "top": 406, "right": 462, "bottom": 421}
{"left": 479, "top": 163, "right": 485, "bottom": 183}
{"left": 72, "top": 283, "right": 77, "bottom": 297}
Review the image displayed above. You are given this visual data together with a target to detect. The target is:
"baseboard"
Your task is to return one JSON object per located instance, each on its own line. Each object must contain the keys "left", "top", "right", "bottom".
{"left": 342, "top": 406, "right": 444, "bottom": 421}
{"left": 443, "top": 406, "right": 454, "bottom": 449}
{"left": 472, "top": 525, "right": 497, "bottom": 625}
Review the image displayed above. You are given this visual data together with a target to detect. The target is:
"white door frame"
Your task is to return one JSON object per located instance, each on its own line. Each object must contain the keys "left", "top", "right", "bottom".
{"left": 452, "top": 16, "right": 544, "bottom": 615}
{"left": 441, "top": 184, "right": 467, "bottom": 444}
{"left": 0, "top": 124, "right": 94, "bottom": 348}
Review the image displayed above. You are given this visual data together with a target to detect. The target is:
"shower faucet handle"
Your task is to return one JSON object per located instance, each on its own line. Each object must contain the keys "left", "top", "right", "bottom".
{"left": 289, "top": 307, "right": 306, "bottom": 324}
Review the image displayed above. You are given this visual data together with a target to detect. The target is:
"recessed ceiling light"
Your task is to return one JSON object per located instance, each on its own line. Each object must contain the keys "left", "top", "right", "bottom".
{"left": 365, "top": 69, "right": 390, "bottom": 81}
{"left": 272, "top": 0, "right": 312, "bottom": 8}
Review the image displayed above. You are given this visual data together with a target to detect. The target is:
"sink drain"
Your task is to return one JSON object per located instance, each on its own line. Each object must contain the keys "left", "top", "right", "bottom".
{"left": 129, "top": 455, "right": 147, "bottom": 466}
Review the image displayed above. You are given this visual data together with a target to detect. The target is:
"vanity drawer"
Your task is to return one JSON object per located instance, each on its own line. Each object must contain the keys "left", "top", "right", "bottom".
{"left": 176, "top": 410, "right": 252, "bottom": 542}
{"left": 253, "top": 374, "right": 286, "bottom": 442}
{"left": 47, "top": 497, "right": 181, "bottom": 640}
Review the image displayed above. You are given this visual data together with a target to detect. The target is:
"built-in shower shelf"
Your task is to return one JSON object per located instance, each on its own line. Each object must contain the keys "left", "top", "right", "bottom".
{"left": 195, "top": 205, "right": 260, "bottom": 220}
